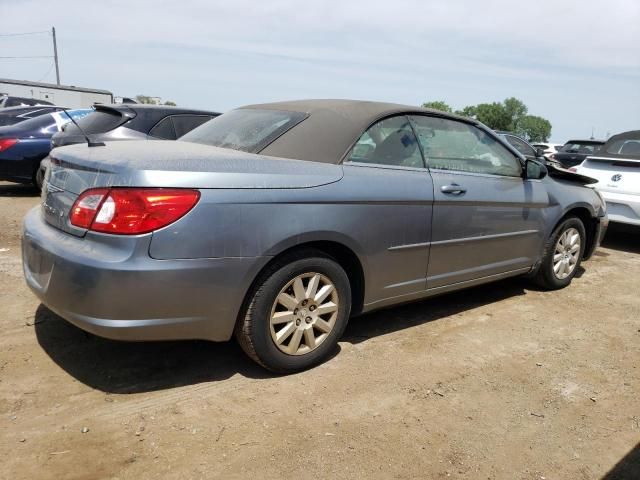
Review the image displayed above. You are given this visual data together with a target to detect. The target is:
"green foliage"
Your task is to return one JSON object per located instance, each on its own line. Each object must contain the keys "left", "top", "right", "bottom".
{"left": 135, "top": 95, "right": 177, "bottom": 106}
{"left": 421, "top": 97, "right": 552, "bottom": 141}
{"left": 135, "top": 95, "right": 155, "bottom": 104}
{"left": 516, "top": 115, "right": 552, "bottom": 142}
{"left": 422, "top": 101, "right": 453, "bottom": 113}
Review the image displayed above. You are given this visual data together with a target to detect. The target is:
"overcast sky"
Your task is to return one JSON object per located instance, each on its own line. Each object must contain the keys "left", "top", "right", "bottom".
{"left": 1, "top": 0, "right": 639, "bottom": 141}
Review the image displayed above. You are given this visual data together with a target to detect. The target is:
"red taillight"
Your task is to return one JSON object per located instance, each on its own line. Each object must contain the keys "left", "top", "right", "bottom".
{"left": 0, "top": 138, "right": 18, "bottom": 152}
{"left": 70, "top": 188, "right": 200, "bottom": 235}
{"left": 568, "top": 167, "right": 578, "bottom": 172}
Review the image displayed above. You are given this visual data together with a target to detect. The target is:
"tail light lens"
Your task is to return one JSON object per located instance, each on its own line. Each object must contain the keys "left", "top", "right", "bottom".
{"left": 70, "top": 188, "right": 200, "bottom": 235}
{"left": 568, "top": 167, "right": 578, "bottom": 172}
{"left": 0, "top": 138, "right": 18, "bottom": 152}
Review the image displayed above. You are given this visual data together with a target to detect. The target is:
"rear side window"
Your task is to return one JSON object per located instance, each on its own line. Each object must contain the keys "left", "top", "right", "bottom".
{"left": 409, "top": 115, "right": 522, "bottom": 177}
{"left": 179, "top": 108, "right": 307, "bottom": 153}
{"left": 172, "top": 115, "right": 213, "bottom": 138}
{"left": 346, "top": 115, "right": 424, "bottom": 168}
{"left": 73, "top": 109, "right": 127, "bottom": 134}
{"left": 149, "top": 117, "right": 176, "bottom": 140}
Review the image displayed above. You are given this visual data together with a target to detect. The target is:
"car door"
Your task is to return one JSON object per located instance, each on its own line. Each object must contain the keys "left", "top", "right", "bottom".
{"left": 409, "top": 115, "right": 548, "bottom": 290}
{"left": 342, "top": 115, "right": 434, "bottom": 302}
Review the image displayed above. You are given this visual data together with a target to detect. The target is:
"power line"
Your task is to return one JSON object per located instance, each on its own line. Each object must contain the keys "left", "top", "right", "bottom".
{"left": 0, "top": 55, "right": 53, "bottom": 59}
{"left": 0, "top": 30, "right": 50, "bottom": 37}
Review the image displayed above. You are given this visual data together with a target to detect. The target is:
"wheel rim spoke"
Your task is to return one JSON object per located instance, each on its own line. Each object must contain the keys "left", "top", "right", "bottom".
{"left": 277, "top": 292, "right": 298, "bottom": 311}
{"left": 287, "top": 328, "right": 303, "bottom": 354}
{"left": 315, "top": 284, "right": 334, "bottom": 304}
{"left": 272, "top": 311, "right": 296, "bottom": 324}
{"left": 315, "top": 302, "right": 338, "bottom": 316}
{"left": 315, "top": 318, "right": 332, "bottom": 333}
{"left": 306, "top": 274, "right": 321, "bottom": 299}
{"left": 303, "top": 328, "right": 316, "bottom": 350}
{"left": 275, "top": 322, "right": 296, "bottom": 344}
{"left": 292, "top": 277, "right": 306, "bottom": 302}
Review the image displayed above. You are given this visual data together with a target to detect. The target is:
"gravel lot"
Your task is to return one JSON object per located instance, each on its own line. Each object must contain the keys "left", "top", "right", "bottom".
{"left": 1, "top": 181, "right": 639, "bottom": 480}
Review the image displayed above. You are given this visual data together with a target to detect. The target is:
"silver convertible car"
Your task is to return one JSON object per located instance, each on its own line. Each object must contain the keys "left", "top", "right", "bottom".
{"left": 22, "top": 100, "right": 608, "bottom": 372}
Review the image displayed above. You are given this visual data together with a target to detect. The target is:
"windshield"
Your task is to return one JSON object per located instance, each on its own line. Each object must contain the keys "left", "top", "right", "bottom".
{"left": 179, "top": 108, "right": 307, "bottom": 153}
{"left": 560, "top": 142, "right": 603, "bottom": 154}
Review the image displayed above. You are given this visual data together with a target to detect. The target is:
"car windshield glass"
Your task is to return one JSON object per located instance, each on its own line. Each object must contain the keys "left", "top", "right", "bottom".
{"left": 561, "top": 142, "right": 602, "bottom": 154}
{"left": 179, "top": 108, "right": 307, "bottom": 153}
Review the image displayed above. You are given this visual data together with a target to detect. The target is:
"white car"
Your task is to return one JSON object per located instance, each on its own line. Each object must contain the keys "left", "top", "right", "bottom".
{"left": 574, "top": 130, "right": 640, "bottom": 226}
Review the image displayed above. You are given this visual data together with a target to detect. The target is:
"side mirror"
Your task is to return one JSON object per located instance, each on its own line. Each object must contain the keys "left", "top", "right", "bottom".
{"left": 535, "top": 147, "right": 546, "bottom": 158}
{"left": 524, "top": 159, "right": 547, "bottom": 180}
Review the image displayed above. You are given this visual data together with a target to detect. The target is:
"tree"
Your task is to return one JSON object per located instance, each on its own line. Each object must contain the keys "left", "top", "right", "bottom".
{"left": 422, "top": 101, "right": 452, "bottom": 113}
{"left": 503, "top": 97, "right": 528, "bottom": 130}
{"left": 135, "top": 95, "right": 177, "bottom": 106}
{"left": 515, "top": 115, "right": 552, "bottom": 142}
{"left": 472, "top": 102, "right": 512, "bottom": 130}
{"left": 421, "top": 97, "right": 552, "bottom": 139}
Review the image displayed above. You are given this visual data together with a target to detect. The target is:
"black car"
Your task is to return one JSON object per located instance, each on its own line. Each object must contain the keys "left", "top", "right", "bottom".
{"left": 51, "top": 104, "right": 220, "bottom": 148}
{"left": 0, "top": 105, "right": 67, "bottom": 127}
{"left": 551, "top": 139, "right": 605, "bottom": 168}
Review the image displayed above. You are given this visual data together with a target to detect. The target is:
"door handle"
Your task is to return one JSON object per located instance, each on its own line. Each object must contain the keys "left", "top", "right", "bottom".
{"left": 440, "top": 183, "right": 467, "bottom": 195}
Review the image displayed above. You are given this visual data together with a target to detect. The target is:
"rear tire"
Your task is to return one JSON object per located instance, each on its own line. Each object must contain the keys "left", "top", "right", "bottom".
{"left": 235, "top": 250, "right": 351, "bottom": 373}
{"left": 33, "top": 164, "right": 45, "bottom": 192}
{"left": 532, "top": 217, "right": 586, "bottom": 290}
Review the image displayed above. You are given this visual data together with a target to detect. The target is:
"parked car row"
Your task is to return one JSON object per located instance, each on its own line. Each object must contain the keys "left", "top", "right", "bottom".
{"left": 21, "top": 99, "right": 609, "bottom": 372}
{"left": 0, "top": 104, "right": 219, "bottom": 189}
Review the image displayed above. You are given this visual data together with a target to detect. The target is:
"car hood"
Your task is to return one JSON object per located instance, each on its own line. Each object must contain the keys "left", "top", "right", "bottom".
{"left": 48, "top": 140, "right": 344, "bottom": 194}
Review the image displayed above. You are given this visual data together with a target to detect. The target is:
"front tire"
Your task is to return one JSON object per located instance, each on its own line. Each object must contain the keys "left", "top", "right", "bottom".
{"left": 235, "top": 250, "right": 351, "bottom": 373}
{"left": 533, "top": 217, "right": 586, "bottom": 290}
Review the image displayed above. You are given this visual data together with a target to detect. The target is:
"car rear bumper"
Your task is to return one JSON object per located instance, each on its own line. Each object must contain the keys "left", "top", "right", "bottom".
{"left": 22, "top": 206, "right": 268, "bottom": 342}
{"left": 600, "top": 191, "right": 640, "bottom": 226}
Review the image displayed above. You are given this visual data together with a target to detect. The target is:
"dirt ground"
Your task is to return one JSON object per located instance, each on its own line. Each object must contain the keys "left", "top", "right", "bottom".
{"left": 1, "top": 181, "right": 639, "bottom": 480}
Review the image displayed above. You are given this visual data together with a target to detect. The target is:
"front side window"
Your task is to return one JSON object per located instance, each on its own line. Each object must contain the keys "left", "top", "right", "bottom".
{"left": 409, "top": 116, "right": 522, "bottom": 177}
{"left": 346, "top": 115, "right": 424, "bottom": 168}
{"left": 179, "top": 108, "right": 307, "bottom": 153}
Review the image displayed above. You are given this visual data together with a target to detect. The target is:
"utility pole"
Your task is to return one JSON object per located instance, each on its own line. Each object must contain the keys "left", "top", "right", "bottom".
{"left": 52, "top": 26, "right": 60, "bottom": 85}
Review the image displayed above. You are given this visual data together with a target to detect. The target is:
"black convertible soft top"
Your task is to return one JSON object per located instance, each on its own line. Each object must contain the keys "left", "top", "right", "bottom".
{"left": 597, "top": 130, "right": 640, "bottom": 158}
{"left": 241, "top": 99, "right": 478, "bottom": 164}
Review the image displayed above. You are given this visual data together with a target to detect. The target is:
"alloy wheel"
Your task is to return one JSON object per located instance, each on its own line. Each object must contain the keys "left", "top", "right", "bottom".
{"left": 553, "top": 227, "right": 581, "bottom": 280}
{"left": 269, "top": 272, "right": 339, "bottom": 355}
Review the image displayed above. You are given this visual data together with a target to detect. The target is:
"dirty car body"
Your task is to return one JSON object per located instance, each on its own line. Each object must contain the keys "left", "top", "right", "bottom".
{"left": 22, "top": 100, "right": 608, "bottom": 371}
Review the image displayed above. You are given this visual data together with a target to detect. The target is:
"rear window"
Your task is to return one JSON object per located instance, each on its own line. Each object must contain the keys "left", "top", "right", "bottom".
{"left": 73, "top": 109, "right": 128, "bottom": 134}
{"left": 561, "top": 142, "right": 603, "bottom": 154}
{"left": 179, "top": 108, "right": 307, "bottom": 153}
{"left": 604, "top": 139, "right": 640, "bottom": 156}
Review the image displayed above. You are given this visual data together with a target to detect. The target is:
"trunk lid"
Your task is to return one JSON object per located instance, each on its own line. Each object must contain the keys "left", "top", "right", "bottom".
{"left": 577, "top": 156, "right": 640, "bottom": 196}
{"left": 43, "top": 140, "right": 344, "bottom": 235}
